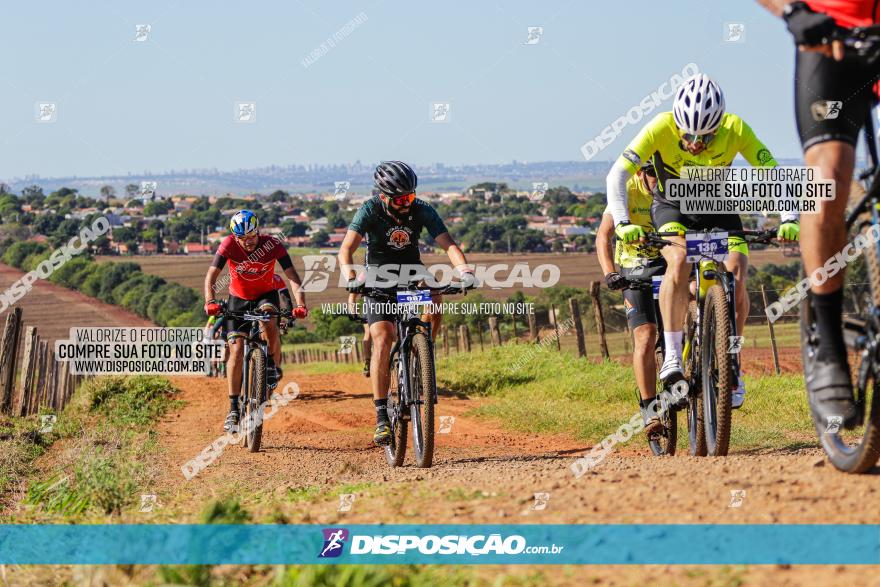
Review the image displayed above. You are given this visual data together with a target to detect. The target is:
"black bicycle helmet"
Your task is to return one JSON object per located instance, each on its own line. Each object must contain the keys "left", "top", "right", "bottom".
{"left": 374, "top": 161, "right": 418, "bottom": 196}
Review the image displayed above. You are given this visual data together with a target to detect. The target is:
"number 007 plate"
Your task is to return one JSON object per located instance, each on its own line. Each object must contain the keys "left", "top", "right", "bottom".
{"left": 396, "top": 290, "right": 432, "bottom": 305}
{"left": 685, "top": 231, "right": 729, "bottom": 263}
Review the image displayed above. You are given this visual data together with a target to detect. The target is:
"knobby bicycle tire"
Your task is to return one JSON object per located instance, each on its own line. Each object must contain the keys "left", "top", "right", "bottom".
{"left": 702, "top": 284, "right": 733, "bottom": 457}
{"left": 385, "top": 356, "right": 407, "bottom": 467}
{"left": 684, "top": 300, "right": 707, "bottom": 456}
{"left": 410, "top": 332, "right": 436, "bottom": 468}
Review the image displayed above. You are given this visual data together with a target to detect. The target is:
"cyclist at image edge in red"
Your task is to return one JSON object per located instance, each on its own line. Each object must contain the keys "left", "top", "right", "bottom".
{"left": 597, "top": 160, "right": 666, "bottom": 437}
{"left": 605, "top": 73, "right": 800, "bottom": 409}
{"left": 204, "top": 210, "right": 308, "bottom": 432}
{"left": 757, "top": 0, "right": 880, "bottom": 428}
{"left": 337, "top": 161, "right": 474, "bottom": 446}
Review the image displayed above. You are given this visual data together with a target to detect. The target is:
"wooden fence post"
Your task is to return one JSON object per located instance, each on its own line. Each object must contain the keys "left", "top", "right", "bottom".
{"left": 17, "top": 327, "right": 38, "bottom": 416}
{"left": 511, "top": 315, "right": 518, "bottom": 341}
{"left": 354, "top": 339, "right": 362, "bottom": 362}
{"left": 34, "top": 340, "right": 48, "bottom": 410}
{"left": 569, "top": 298, "right": 587, "bottom": 358}
{"left": 454, "top": 326, "right": 461, "bottom": 353}
{"left": 476, "top": 322, "right": 484, "bottom": 351}
{"left": 590, "top": 282, "right": 610, "bottom": 360}
{"left": 459, "top": 325, "right": 471, "bottom": 352}
{"left": 551, "top": 305, "right": 561, "bottom": 351}
{"left": 761, "top": 285, "right": 781, "bottom": 375}
{"left": 0, "top": 308, "right": 22, "bottom": 415}
{"left": 441, "top": 326, "right": 449, "bottom": 357}
{"left": 528, "top": 312, "right": 539, "bottom": 344}
{"left": 488, "top": 318, "right": 502, "bottom": 346}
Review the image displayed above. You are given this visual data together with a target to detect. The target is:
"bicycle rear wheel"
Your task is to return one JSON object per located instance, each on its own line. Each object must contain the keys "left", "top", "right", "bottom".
{"left": 702, "top": 284, "right": 733, "bottom": 457}
{"left": 684, "top": 301, "right": 707, "bottom": 456}
{"left": 384, "top": 355, "right": 407, "bottom": 467}
{"left": 799, "top": 228, "right": 880, "bottom": 473}
{"left": 244, "top": 349, "right": 266, "bottom": 453}
{"left": 409, "top": 332, "right": 436, "bottom": 468}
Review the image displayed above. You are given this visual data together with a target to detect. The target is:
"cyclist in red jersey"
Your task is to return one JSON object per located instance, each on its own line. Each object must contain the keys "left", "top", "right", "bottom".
{"left": 204, "top": 210, "right": 307, "bottom": 431}
{"left": 759, "top": 0, "right": 880, "bottom": 428}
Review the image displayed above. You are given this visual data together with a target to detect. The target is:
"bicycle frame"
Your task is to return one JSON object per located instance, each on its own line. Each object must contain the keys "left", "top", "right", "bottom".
{"left": 389, "top": 301, "right": 438, "bottom": 411}
{"left": 682, "top": 259, "right": 739, "bottom": 378}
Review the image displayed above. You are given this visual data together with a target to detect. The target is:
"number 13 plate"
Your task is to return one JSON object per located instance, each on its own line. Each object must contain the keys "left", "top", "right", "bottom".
{"left": 685, "top": 231, "right": 728, "bottom": 263}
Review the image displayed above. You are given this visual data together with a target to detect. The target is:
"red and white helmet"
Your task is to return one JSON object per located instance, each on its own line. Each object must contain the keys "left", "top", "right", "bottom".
{"left": 672, "top": 74, "right": 725, "bottom": 135}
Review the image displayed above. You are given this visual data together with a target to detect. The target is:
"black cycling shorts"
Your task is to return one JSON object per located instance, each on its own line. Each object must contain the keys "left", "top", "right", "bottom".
{"left": 795, "top": 49, "right": 880, "bottom": 151}
{"left": 621, "top": 262, "right": 665, "bottom": 330}
{"left": 650, "top": 198, "right": 744, "bottom": 234}
{"left": 225, "top": 290, "right": 280, "bottom": 340}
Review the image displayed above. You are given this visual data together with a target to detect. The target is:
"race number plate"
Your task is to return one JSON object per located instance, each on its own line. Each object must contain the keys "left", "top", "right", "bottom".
{"left": 396, "top": 290, "right": 432, "bottom": 305}
{"left": 652, "top": 276, "right": 662, "bottom": 300}
{"left": 685, "top": 231, "right": 728, "bottom": 263}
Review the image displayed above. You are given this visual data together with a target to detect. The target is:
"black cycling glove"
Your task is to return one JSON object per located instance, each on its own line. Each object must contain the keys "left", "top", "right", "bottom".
{"left": 784, "top": 2, "right": 836, "bottom": 46}
{"left": 605, "top": 272, "right": 627, "bottom": 291}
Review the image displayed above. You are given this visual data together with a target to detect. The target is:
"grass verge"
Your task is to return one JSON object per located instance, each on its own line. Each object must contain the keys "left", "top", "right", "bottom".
{"left": 438, "top": 344, "right": 812, "bottom": 451}
{"left": 16, "top": 375, "right": 180, "bottom": 519}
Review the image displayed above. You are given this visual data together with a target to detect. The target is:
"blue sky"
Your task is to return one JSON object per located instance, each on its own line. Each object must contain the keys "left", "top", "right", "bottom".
{"left": 0, "top": 1, "right": 800, "bottom": 179}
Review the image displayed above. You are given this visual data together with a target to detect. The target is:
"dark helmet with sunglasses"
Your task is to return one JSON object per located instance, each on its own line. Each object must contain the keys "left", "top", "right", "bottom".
{"left": 374, "top": 160, "right": 418, "bottom": 217}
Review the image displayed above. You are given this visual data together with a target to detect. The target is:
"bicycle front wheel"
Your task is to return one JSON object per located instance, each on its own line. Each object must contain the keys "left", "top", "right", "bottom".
{"left": 409, "top": 332, "right": 436, "bottom": 468}
{"left": 244, "top": 349, "right": 267, "bottom": 453}
{"left": 684, "top": 300, "right": 707, "bottom": 456}
{"left": 701, "top": 285, "right": 733, "bottom": 457}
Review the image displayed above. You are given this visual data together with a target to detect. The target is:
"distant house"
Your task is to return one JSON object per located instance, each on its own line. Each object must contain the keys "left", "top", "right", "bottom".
{"left": 116, "top": 243, "right": 131, "bottom": 255}
{"left": 32, "top": 234, "right": 49, "bottom": 244}
{"left": 140, "top": 242, "right": 158, "bottom": 254}
{"left": 165, "top": 241, "right": 181, "bottom": 254}
{"left": 561, "top": 226, "right": 591, "bottom": 237}
{"left": 332, "top": 227, "right": 347, "bottom": 234}
{"left": 206, "top": 231, "right": 225, "bottom": 243}
{"left": 184, "top": 243, "right": 213, "bottom": 255}
{"left": 328, "top": 233, "right": 345, "bottom": 245}
{"left": 286, "top": 236, "right": 311, "bottom": 247}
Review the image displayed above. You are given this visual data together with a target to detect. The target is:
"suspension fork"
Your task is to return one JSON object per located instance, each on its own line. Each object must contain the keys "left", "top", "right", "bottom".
{"left": 725, "top": 271, "right": 741, "bottom": 378}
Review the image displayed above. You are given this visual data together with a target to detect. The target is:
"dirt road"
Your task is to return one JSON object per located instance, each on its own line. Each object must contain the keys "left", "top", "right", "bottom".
{"left": 148, "top": 367, "right": 880, "bottom": 584}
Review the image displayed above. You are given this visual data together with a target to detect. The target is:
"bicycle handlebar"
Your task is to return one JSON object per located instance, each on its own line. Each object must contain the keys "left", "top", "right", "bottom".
{"left": 831, "top": 25, "right": 880, "bottom": 63}
{"left": 347, "top": 280, "right": 477, "bottom": 300}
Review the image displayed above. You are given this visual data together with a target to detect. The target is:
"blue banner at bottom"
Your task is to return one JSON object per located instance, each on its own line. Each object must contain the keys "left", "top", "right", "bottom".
{"left": 0, "top": 524, "right": 878, "bottom": 565}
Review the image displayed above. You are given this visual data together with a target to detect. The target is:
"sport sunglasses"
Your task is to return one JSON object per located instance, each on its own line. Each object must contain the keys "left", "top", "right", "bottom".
{"left": 385, "top": 192, "right": 415, "bottom": 206}
{"left": 681, "top": 131, "right": 716, "bottom": 145}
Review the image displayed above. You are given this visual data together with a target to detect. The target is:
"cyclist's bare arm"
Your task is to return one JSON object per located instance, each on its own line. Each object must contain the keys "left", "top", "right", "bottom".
{"left": 756, "top": 0, "right": 845, "bottom": 59}
{"left": 434, "top": 232, "right": 471, "bottom": 276}
{"left": 281, "top": 265, "right": 306, "bottom": 308}
{"left": 338, "top": 230, "right": 364, "bottom": 281}
{"left": 204, "top": 266, "right": 222, "bottom": 302}
{"left": 596, "top": 214, "right": 617, "bottom": 276}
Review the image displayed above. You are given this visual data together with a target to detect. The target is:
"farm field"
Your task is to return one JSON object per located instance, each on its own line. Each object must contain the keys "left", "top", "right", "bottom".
{"left": 98, "top": 247, "right": 796, "bottom": 308}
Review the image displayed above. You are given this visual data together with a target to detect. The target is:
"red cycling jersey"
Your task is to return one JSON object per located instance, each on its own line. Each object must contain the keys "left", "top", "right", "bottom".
{"left": 272, "top": 274, "right": 287, "bottom": 291}
{"left": 807, "top": 0, "right": 879, "bottom": 27}
{"left": 215, "top": 234, "right": 291, "bottom": 300}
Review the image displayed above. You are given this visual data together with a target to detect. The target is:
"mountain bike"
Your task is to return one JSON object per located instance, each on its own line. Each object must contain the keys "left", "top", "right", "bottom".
{"left": 799, "top": 25, "right": 880, "bottom": 473}
{"left": 350, "top": 280, "right": 474, "bottom": 468}
{"left": 646, "top": 229, "right": 776, "bottom": 457}
{"left": 218, "top": 302, "right": 294, "bottom": 453}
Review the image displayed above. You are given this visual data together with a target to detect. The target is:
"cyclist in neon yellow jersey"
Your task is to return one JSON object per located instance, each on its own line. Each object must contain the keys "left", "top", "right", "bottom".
{"left": 605, "top": 74, "right": 800, "bottom": 408}
{"left": 597, "top": 160, "right": 666, "bottom": 438}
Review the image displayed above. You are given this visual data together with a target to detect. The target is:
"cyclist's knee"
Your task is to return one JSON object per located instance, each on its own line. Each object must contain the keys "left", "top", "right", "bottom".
{"left": 632, "top": 323, "right": 656, "bottom": 349}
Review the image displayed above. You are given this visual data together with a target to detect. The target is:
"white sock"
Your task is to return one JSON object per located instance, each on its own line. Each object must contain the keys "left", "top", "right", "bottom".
{"left": 664, "top": 331, "right": 683, "bottom": 364}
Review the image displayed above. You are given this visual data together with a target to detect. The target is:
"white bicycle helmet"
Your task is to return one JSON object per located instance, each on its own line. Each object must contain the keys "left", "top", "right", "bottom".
{"left": 672, "top": 74, "right": 725, "bottom": 135}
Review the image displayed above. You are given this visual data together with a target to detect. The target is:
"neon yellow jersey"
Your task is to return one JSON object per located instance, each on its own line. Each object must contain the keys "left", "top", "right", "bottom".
{"left": 604, "top": 175, "right": 660, "bottom": 269}
{"left": 616, "top": 111, "right": 778, "bottom": 201}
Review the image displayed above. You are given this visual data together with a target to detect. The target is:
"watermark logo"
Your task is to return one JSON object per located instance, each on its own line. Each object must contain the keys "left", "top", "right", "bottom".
{"left": 235, "top": 102, "right": 256, "bottom": 123}
{"left": 338, "top": 494, "right": 356, "bottom": 512}
{"left": 140, "top": 181, "right": 157, "bottom": 200}
{"left": 530, "top": 182, "right": 548, "bottom": 202}
{"left": 334, "top": 181, "right": 350, "bottom": 201}
{"left": 531, "top": 492, "right": 550, "bottom": 511}
{"left": 301, "top": 255, "right": 337, "bottom": 293}
{"left": 728, "top": 335, "right": 744, "bottom": 354}
{"left": 339, "top": 335, "right": 356, "bottom": 354}
{"left": 811, "top": 100, "right": 842, "bottom": 121}
{"left": 319, "top": 528, "right": 349, "bottom": 558}
{"left": 36, "top": 102, "right": 57, "bottom": 123}
{"left": 438, "top": 415, "right": 455, "bottom": 434}
{"left": 431, "top": 102, "right": 451, "bottom": 123}
{"left": 824, "top": 415, "right": 843, "bottom": 434}
{"left": 39, "top": 415, "right": 56, "bottom": 434}
{"left": 524, "top": 26, "right": 543, "bottom": 45}
{"left": 724, "top": 22, "right": 745, "bottom": 43}
{"left": 134, "top": 24, "right": 151, "bottom": 42}
{"left": 728, "top": 489, "right": 746, "bottom": 508}
{"left": 580, "top": 62, "right": 699, "bottom": 161}
{"left": 139, "top": 494, "right": 157, "bottom": 512}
